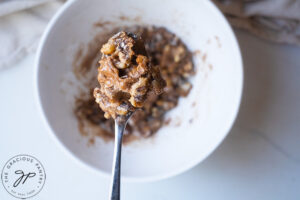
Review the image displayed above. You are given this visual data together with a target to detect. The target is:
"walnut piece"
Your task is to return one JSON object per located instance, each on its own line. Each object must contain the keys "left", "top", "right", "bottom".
{"left": 94, "top": 31, "right": 165, "bottom": 119}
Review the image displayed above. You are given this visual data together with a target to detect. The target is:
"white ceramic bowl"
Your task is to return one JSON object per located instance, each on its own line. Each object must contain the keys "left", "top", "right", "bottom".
{"left": 35, "top": 0, "right": 243, "bottom": 182}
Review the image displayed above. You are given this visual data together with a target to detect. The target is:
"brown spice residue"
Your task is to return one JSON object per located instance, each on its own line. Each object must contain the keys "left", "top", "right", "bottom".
{"left": 72, "top": 40, "right": 101, "bottom": 80}
{"left": 118, "top": 15, "right": 142, "bottom": 23}
{"left": 164, "top": 118, "right": 172, "bottom": 125}
{"left": 72, "top": 47, "right": 84, "bottom": 80}
{"left": 133, "top": 16, "right": 142, "bottom": 22}
{"left": 171, "top": 116, "right": 182, "bottom": 127}
{"left": 93, "top": 21, "right": 112, "bottom": 28}
{"left": 215, "top": 36, "right": 222, "bottom": 48}
{"left": 193, "top": 50, "right": 201, "bottom": 56}
{"left": 88, "top": 137, "right": 95, "bottom": 146}
{"left": 202, "top": 53, "right": 207, "bottom": 63}
{"left": 119, "top": 16, "right": 128, "bottom": 21}
{"left": 192, "top": 101, "right": 197, "bottom": 107}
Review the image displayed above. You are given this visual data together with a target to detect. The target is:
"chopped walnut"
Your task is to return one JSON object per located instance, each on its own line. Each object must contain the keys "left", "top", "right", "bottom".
{"left": 94, "top": 31, "right": 165, "bottom": 119}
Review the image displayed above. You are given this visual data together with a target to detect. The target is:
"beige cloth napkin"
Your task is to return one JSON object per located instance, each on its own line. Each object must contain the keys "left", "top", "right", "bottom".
{"left": 0, "top": 0, "right": 64, "bottom": 70}
{"left": 212, "top": 0, "right": 300, "bottom": 45}
{"left": 0, "top": 0, "right": 299, "bottom": 70}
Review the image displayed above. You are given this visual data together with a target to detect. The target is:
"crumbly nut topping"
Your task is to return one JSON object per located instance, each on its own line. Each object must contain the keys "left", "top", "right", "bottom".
{"left": 94, "top": 31, "right": 165, "bottom": 119}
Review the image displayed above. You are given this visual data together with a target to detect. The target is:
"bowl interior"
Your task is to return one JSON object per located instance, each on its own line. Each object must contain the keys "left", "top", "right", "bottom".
{"left": 37, "top": 0, "right": 242, "bottom": 181}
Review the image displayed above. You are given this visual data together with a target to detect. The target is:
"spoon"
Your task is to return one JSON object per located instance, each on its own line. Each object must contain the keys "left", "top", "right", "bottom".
{"left": 109, "top": 112, "right": 133, "bottom": 200}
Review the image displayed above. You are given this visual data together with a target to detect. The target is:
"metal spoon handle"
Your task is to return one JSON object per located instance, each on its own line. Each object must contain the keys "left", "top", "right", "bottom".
{"left": 109, "top": 121, "right": 126, "bottom": 200}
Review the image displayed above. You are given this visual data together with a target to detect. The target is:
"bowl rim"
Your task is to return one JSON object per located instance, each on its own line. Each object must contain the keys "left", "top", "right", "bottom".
{"left": 34, "top": 0, "right": 243, "bottom": 183}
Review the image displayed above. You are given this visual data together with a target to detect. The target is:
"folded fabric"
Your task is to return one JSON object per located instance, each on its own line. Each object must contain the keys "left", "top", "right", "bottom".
{"left": 212, "top": 0, "right": 300, "bottom": 45}
{"left": 1, "top": 0, "right": 299, "bottom": 70}
{"left": 0, "top": 0, "right": 54, "bottom": 17}
{"left": 0, "top": 0, "right": 64, "bottom": 70}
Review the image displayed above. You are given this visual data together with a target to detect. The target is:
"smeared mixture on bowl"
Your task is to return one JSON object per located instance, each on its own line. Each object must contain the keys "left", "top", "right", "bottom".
{"left": 94, "top": 31, "right": 165, "bottom": 120}
{"left": 73, "top": 26, "right": 195, "bottom": 144}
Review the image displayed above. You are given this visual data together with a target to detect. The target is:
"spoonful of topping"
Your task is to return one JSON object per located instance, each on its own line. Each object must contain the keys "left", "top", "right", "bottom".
{"left": 93, "top": 31, "right": 165, "bottom": 200}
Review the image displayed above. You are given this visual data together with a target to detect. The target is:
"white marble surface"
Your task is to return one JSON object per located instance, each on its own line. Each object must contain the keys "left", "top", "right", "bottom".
{"left": 0, "top": 29, "right": 300, "bottom": 200}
